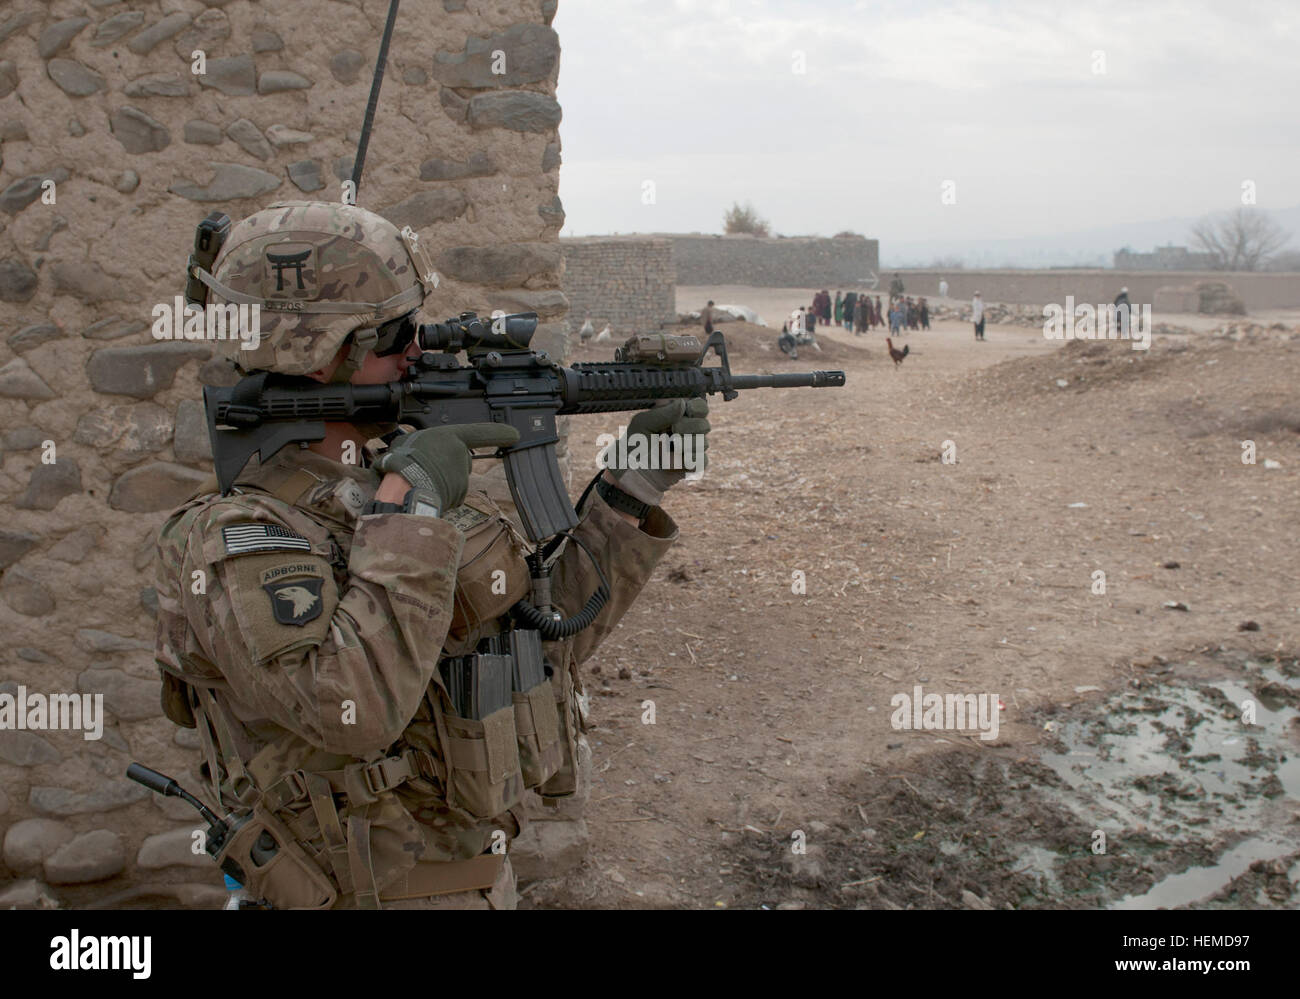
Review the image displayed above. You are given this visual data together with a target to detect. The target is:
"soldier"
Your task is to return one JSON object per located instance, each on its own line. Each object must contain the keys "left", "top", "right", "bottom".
{"left": 153, "top": 201, "right": 709, "bottom": 909}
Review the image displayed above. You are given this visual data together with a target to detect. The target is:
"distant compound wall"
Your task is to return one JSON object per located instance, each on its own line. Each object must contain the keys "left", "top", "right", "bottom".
{"left": 560, "top": 236, "right": 675, "bottom": 334}
{"left": 893, "top": 270, "right": 1300, "bottom": 311}
{"left": 0, "top": 0, "right": 566, "bottom": 910}
{"left": 669, "top": 233, "right": 879, "bottom": 288}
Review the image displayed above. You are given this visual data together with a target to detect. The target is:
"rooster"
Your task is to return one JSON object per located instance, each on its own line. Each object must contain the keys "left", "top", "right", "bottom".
{"left": 886, "top": 337, "right": 909, "bottom": 367}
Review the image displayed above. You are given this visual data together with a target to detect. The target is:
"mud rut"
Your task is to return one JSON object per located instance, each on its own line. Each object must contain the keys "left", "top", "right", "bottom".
{"left": 523, "top": 317, "right": 1300, "bottom": 910}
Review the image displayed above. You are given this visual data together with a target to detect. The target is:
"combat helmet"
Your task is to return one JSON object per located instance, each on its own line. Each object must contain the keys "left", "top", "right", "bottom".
{"left": 190, "top": 201, "right": 438, "bottom": 380}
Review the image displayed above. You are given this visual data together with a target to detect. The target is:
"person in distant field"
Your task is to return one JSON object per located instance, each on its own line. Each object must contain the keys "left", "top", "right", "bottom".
{"left": 939, "top": 278, "right": 949, "bottom": 298}
{"left": 842, "top": 290, "right": 857, "bottom": 329}
{"left": 919, "top": 297, "right": 930, "bottom": 330}
{"left": 1113, "top": 286, "right": 1130, "bottom": 337}
{"left": 972, "top": 290, "right": 985, "bottom": 341}
{"left": 874, "top": 296, "right": 883, "bottom": 330}
{"left": 786, "top": 308, "right": 811, "bottom": 357}
{"left": 905, "top": 297, "right": 916, "bottom": 330}
{"left": 834, "top": 290, "right": 844, "bottom": 327}
{"left": 791, "top": 305, "right": 809, "bottom": 335}
{"left": 702, "top": 300, "right": 715, "bottom": 336}
{"left": 889, "top": 273, "right": 905, "bottom": 298}
{"left": 889, "top": 300, "right": 901, "bottom": 335}
{"left": 820, "top": 289, "right": 832, "bottom": 327}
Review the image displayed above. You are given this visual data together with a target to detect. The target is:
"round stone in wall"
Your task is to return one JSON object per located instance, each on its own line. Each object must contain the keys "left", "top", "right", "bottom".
{"left": 47, "top": 59, "right": 106, "bottom": 97}
{"left": 44, "top": 830, "right": 126, "bottom": 885}
{"left": 37, "top": 18, "right": 92, "bottom": 59}
{"left": 330, "top": 49, "right": 364, "bottom": 84}
{"left": 109, "top": 106, "right": 171, "bottom": 154}
{"left": 15, "top": 460, "right": 83, "bottom": 511}
{"left": 184, "top": 119, "right": 223, "bottom": 146}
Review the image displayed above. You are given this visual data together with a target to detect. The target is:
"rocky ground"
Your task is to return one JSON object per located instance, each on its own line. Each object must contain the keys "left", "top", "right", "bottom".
{"left": 524, "top": 293, "right": 1300, "bottom": 909}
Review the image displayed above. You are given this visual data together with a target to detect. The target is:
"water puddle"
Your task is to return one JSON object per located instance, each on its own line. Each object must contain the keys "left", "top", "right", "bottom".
{"left": 1034, "top": 658, "right": 1299, "bottom": 907}
{"left": 1112, "top": 835, "right": 1294, "bottom": 909}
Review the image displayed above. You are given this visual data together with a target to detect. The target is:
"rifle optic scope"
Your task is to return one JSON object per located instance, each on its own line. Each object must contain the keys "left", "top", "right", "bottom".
{"left": 417, "top": 311, "right": 538, "bottom": 353}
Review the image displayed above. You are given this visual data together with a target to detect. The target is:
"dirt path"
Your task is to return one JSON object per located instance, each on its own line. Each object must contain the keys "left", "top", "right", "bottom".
{"left": 525, "top": 300, "right": 1300, "bottom": 909}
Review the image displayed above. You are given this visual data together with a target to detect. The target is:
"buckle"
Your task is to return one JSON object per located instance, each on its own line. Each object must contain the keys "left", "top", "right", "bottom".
{"left": 281, "top": 770, "right": 308, "bottom": 802}
{"left": 226, "top": 773, "right": 257, "bottom": 808}
{"left": 362, "top": 755, "right": 414, "bottom": 797}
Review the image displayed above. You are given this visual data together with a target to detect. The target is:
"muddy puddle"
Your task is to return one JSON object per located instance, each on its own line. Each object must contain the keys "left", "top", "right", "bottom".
{"left": 728, "top": 649, "right": 1299, "bottom": 909}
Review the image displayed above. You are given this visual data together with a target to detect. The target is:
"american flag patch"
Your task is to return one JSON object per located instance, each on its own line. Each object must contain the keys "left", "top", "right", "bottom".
{"left": 222, "top": 524, "right": 312, "bottom": 555}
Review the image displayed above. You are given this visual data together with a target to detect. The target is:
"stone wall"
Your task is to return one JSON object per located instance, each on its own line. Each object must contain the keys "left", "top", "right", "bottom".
{"left": 0, "top": 0, "right": 567, "bottom": 909}
{"left": 892, "top": 269, "right": 1300, "bottom": 311}
{"left": 666, "top": 233, "right": 879, "bottom": 288}
{"left": 559, "top": 235, "right": 675, "bottom": 334}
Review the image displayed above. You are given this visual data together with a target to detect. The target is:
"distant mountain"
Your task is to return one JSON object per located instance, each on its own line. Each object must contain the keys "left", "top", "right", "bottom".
{"left": 882, "top": 205, "right": 1300, "bottom": 269}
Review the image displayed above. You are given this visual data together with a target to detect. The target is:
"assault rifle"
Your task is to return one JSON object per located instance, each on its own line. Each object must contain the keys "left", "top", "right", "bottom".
{"left": 205, "top": 312, "right": 846, "bottom": 542}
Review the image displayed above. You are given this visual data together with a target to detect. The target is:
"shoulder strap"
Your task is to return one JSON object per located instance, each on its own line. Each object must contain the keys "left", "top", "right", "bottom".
{"left": 191, "top": 685, "right": 256, "bottom": 806}
{"left": 182, "top": 462, "right": 319, "bottom": 509}
{"left": 266, "top": 467, "right": 320, "bottom": 506}
{"left": 237, "top": 465, "right": 320, "bottom": 508}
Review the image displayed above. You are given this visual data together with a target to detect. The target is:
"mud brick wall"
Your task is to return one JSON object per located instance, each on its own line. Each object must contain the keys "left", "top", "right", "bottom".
{"left": 0, "top": 0, "right": 567, "bottom": 908}
{"left": 559, "top": 235, "right": 675, "bottom": 334}
{"left": 668, "top": 233, "right": 879, "bottom": 288}
{"left": 895, "top": 269, "right": 1300, "bottom": 310}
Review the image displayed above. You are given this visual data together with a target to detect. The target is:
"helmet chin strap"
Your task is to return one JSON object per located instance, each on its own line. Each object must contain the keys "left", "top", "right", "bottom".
{"left": 329, "top": 327, "right": 380, "bottom": 383}
{"left": 328, "top": 327, "right": 398, "bottom": 447}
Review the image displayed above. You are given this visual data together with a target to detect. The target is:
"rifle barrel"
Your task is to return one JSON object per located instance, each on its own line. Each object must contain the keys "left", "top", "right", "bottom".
{"left": 730, "top": 370, "right": 846, "bottom": 389}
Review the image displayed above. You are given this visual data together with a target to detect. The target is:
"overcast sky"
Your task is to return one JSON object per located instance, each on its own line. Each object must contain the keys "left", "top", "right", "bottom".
{"left": 553, "top": 0, "right": 1300, "bottom": 260}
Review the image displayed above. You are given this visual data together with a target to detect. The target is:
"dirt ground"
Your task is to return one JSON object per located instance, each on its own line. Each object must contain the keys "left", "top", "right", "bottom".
{"left": 523, "top": 286, "right": 1300, "bottom": 909}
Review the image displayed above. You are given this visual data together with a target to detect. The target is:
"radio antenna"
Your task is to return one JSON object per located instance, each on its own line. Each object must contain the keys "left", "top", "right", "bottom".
{"left": 351, "top": 0, "right": 402, "bottom": 198}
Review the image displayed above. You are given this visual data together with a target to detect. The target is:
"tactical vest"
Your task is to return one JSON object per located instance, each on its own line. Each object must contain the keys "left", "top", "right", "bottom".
{"left": 160, "top": 465, "right": 580, "bottom": 909}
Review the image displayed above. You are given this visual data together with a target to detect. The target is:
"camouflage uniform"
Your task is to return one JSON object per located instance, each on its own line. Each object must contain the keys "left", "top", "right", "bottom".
{"left": 153, "top": 202, "right": 679, "bottom": 908}
{"left": 155, "top": 449, "right": 675, "bottom": 909}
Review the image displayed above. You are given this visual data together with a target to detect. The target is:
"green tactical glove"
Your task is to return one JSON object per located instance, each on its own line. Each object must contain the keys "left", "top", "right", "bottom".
{"left": 373, "top": 423, "right": 520, "bottom": 510}
{"left": 609, "top": 397, "right": 711, "bottom": 507}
